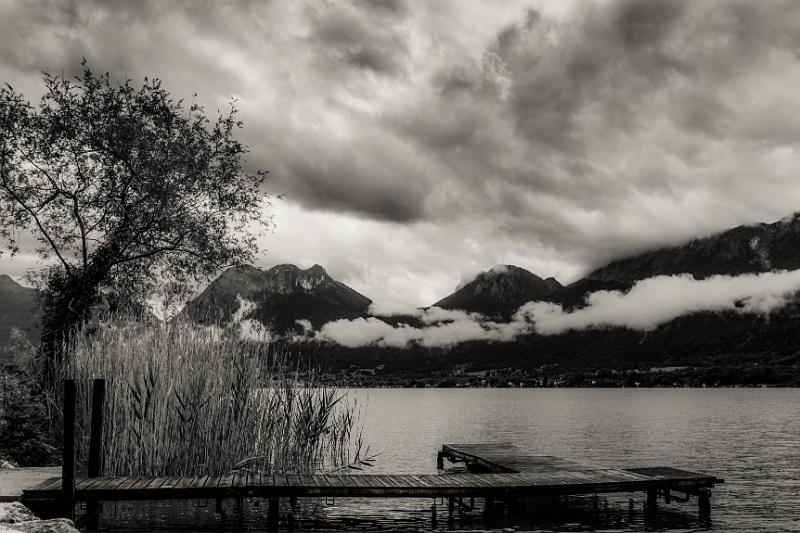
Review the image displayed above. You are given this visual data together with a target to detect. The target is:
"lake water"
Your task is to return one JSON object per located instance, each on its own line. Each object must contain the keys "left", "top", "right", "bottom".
{"left": 103, "top": 388, "right": 800, "bottom": 532}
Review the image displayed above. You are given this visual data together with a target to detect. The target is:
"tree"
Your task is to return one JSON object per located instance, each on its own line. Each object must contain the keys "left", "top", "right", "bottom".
{"left": 0, "top": 65, "right": 270, "bottom": 379}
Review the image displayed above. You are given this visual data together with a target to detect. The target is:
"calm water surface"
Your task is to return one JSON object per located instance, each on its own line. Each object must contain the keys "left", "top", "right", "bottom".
{"left": 105, "top": 388, "right": 800, "bottom": 532}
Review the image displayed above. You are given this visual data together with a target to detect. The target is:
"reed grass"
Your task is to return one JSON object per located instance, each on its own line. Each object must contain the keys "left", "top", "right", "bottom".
{"left": 56, "top": 315, "right": 365, "bottom": 477}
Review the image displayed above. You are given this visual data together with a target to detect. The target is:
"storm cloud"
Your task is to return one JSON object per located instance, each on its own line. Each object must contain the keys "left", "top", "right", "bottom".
{"left": 2, "top": 1, "right": 800, "bottom": 308}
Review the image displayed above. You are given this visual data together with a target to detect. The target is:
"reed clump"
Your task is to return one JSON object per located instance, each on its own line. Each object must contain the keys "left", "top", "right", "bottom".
{"left": 59, "top": 315, "right": 364, "bottom": 477}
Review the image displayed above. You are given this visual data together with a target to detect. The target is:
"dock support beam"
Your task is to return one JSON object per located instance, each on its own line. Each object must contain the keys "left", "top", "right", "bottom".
{"left": 61, "top": 379, "right": 76, "bottom": 521}
{"left": 646, "top": 489, "right": 658, "bottom": 513}
{"left": 437, "top": 452, "right": 444, "bottom": 470}
{"left": 267, "top": 497, "right": 279, "bottom": 530}
{"left": 698, "top": 489, "right": 711, "bottom": 519}
{"left": 484, "top": 496, "right": 495, "bottom": 517}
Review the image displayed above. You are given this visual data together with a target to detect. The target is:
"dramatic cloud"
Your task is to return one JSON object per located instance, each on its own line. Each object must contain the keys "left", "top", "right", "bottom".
{"left": 313, "top": 270, "right": 800, "bottom": 347}
{"left": 3, "top": 1, "right": 800, "bottom": 308}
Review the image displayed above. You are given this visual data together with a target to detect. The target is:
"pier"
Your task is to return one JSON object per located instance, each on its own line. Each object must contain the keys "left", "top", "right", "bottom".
{"left": 19, "top": 442, "right": 723, "bottom": 528}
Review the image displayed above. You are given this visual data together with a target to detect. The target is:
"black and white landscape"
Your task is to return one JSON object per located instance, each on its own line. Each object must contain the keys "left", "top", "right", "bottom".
{"left": 2, "top": 2, "right": 800, "bottom": 532}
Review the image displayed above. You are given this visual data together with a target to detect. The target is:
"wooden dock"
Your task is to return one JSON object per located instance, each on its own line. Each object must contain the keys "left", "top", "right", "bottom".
{"left": 21, "top": 443, "right": 723, "bottom": 527}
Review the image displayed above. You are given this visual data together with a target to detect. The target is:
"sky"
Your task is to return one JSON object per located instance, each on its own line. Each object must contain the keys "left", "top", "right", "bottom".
{"left": 2, "top": 0, "right": 800, "bottom": 312}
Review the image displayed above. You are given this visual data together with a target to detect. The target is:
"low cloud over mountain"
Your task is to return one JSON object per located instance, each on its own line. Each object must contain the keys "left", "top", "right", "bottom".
{"left": 309, "top": 269, "right": 800, "bottom": 348}
{"left": 524, "top": 270, "right": 800, "bottom": 335}
{"left": 317, "top": 307, "right": 525, "bottom": 348}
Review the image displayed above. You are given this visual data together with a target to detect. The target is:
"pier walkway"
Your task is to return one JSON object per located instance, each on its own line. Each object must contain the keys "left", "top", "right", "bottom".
{"left": 21, "top": 442, "right": 723, "bottom": 527}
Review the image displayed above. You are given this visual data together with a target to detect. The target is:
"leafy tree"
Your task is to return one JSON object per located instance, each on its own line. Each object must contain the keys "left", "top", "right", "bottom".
{"left": 0, "top": 65, "right": 270, "bottom": 379}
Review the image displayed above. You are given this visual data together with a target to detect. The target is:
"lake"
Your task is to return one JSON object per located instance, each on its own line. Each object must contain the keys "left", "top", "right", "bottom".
{"left": 104, "top": 388, "right": 800, "bottom": 532}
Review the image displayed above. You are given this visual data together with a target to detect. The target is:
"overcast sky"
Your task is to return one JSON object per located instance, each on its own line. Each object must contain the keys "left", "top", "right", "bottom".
{"left": 2, "top": 0, "right": 800, "bottom": 311}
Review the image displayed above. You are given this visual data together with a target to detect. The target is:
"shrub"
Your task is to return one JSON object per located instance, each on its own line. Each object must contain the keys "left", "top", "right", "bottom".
{"left": 0, "top": 366, "right": 57, "bottom": 466}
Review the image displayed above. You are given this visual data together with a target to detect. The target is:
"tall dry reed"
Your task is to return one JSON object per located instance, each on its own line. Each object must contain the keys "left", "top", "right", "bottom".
{"left": 58, "top": 316, "right": 365, "bottom": 477}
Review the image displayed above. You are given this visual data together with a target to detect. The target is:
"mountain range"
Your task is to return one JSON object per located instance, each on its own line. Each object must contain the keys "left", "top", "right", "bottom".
{"left": 4, "top": 212, "right": 800, "bottom": 369}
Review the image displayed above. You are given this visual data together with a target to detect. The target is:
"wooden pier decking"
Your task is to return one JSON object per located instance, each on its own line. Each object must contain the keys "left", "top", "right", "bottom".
{"left": 439, "top": 443, "right": 722, "bottom": 498}
{"left": 21, "top": 443, "right": 723, "bottom": 527}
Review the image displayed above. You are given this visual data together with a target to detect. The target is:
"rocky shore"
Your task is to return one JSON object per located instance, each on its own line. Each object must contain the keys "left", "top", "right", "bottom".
{"left": 0, "top": 503, "right": 78, "bottom": 533}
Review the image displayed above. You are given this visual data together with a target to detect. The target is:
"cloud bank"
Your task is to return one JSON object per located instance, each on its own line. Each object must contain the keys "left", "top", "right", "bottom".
{"left": 528, "top": 270, "right": 800, "bottom": 335}
{"left": 317, "top": 307, "right": 525, "bottom": 348}
{"left": 313, "top": 270, "right": 800, "bottom": 347}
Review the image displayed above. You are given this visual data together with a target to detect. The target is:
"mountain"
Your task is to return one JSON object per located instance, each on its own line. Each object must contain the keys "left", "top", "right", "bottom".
{"left": 434, "top": 265, "right": 562, "bottom": 318}
{"left": 587, "top": 213, "right": 800, "bottom": 283}
{"left": 183, "top": 264, "right": 372, "bottom": 332}
{"left": 0, "top": 275, "right": 41, "bottom": 363}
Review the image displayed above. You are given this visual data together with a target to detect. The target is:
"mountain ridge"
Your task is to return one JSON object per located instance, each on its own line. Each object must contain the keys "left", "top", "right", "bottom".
{"left": 434, "top": 265, "right": 562, "bottom": 318}
{"left": 182, "top": 263, "right": 372, "bottom": 332}
{"left": 587, "top": 213, "right": 800, "bottom": 283}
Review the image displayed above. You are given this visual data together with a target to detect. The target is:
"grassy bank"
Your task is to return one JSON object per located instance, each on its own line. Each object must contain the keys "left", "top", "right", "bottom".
{"left": 51, "top": 317, "right": 365, "bottom": 477}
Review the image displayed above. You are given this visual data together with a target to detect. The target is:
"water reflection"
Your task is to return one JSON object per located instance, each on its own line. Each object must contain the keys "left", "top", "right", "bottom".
{"left": 93, "top": 492, "right": 711, "bottom": 532}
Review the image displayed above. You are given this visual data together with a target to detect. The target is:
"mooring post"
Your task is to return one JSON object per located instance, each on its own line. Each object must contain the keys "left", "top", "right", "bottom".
{"left": 85, "top": 379, "right": 106, "bottom": 529}
{"left": 267, "top": 497, "right": 279, "bottom": 530}
{"left": 431, "top": 500, "right": 437, "bottom": 528}
{"left": 448, "top": 496, "right": 455, "bottom": 521}
{"left": 437, "top": 451, "right": 444, "bottom": 470}
{"left": 87, "top": 379, "right": 106, "bottom": 476}
{"left": 61, "top": 379, "right": 76, "bottom": 520}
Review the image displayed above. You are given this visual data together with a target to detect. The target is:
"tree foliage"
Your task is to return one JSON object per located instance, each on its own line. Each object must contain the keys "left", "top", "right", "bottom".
{"left": 0, "top": 65, "right": 270, "bottom": 373}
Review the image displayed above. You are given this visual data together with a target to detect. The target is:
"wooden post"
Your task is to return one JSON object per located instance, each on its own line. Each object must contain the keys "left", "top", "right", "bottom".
{"left": 698, "top": 489, "right": 711, "bottom": 519}
{"left": 436, "top": 451, "right": 444, "bottom": 470}
{"left": 61, "top": 379, "right": 76, "bottom": 520}
{"left": 88, "top": 379, "right": 106, "bottom": 476}
{"left": 267, "top": 497, "right": 279, "bottom": 530}
{"left": 86, "top": 379, "right": 106, "bottom": 529}
{"left": 430, "top": 500, "right": 437, "bottom": 528}
{"left": 646, "top": 489, "right": 658, "bottom": 513}
{"left": 447, "top": 497, "right": 455, "bottom": 522}
{"left": 484, "top": 496, "right": 495, "bottom": 517}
